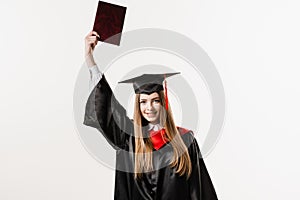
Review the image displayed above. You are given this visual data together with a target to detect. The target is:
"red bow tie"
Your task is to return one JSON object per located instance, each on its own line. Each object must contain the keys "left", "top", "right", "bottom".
{"left": 149, "top": 127, "right": 190, "bottom": 150}
{"left": 149, "top": 129, "right": 169, "bottom": 150}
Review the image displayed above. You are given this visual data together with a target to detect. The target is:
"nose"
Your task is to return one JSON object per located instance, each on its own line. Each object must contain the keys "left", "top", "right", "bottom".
{"left": 146, "top": 102, "right": 153, "bottom": 110}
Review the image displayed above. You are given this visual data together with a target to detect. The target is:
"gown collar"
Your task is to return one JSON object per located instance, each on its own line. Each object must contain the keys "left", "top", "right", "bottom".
{"left": 149, "top": 128, "right": 168, "bottom": 150}
{"left": 148, "top": 123, "right": 163, "bottom": 132}
{"left": 147, "top": 123, "right": 167, "bottom": 150}
{"left": 148, "top": 125, "right": 191, "bottom": 150}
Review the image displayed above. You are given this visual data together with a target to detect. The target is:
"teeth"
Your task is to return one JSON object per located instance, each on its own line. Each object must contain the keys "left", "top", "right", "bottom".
{"left": 146, "top": 114, "right": 156, "bottom": 117}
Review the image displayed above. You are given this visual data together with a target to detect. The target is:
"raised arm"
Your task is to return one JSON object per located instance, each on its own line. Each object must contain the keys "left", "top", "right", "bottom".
{"left": 85, "top": 31, "right": 99, "bottom": 68}
{"left": 83, "top": 31, "right": 133, "bottom": 150}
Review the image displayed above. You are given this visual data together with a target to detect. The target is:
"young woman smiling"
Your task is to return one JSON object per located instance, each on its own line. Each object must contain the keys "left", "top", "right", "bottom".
{"left": 139, "top": 93, "right": 161, "bottom": 124}
{"left": 83, "top": 31, "right": 218, "bottom": 200}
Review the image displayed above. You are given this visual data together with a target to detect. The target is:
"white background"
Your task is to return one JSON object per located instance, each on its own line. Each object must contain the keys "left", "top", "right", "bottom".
{"left": 1, "top": 0, "right": 300, "bottom": 199}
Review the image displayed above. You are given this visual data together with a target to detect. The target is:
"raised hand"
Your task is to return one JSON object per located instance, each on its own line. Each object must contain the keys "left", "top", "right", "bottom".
{"left": 85, "top": 31, "right": 100, "bottom": 67}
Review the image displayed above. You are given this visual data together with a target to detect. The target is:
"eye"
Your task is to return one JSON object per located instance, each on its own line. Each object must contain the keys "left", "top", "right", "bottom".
{"left": 139, "top": 100, "right": 146, "bottom": 104}
{"left": 153, "top": 99, "right": 161, "bottom": 103}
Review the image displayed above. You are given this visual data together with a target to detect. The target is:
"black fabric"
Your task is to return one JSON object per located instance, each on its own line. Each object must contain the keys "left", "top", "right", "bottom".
{"left": 84, "top": 75, "right": 218, "bottom": 200}
{"left": 134, "top": 83, "right": 163, "bottom": 95}
{"left": 118, "top": 72, "right": 179, "bottom": 94}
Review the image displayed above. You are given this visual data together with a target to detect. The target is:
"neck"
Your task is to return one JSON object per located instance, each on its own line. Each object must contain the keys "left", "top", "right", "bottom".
{"left": 148, "top": 123, "right": 163, "bottom": 131}
{"left": 149, "top": 122, "right": 160, "bottom": 126}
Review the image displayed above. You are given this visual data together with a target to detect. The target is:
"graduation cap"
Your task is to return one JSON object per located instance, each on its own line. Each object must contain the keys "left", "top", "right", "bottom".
{"left": 118, "top": 72, "right": 180, "bottom": 110}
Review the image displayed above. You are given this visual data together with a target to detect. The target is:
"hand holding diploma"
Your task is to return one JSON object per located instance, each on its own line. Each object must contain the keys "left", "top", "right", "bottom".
{"left": 85, "top": 31, "right": 100, "bottom": 67}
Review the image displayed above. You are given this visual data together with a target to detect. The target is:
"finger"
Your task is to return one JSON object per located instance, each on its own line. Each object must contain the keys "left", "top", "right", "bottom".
{"left": 86, "top": 38, "right": 96, "bottom": 45}
{"left": 87, "top": 38, "right": 98, "bottom": 43}
{"left": 91, "top": 32, "right": 100, "bottom": 40}
{"left": 92, "top": 31, "right": 100, "bottom": 38}
{"left": 85, "top": 31, "right": 96, "bottom": 39}
{"left": 86, "top": 36, "right": 97, "bottom": 41}
{"left": 87, "top": 41, "right": 97, "bottom": 48}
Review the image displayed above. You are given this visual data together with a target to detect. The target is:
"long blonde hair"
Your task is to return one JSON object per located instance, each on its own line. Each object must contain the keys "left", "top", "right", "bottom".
{"left": 133, "top": 91, "right": 192, "bottom": 179}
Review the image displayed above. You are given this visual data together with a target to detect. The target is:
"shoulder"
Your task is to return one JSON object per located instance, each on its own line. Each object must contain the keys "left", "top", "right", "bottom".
{"left": 176, "top": 127, "right": 203, "bottom": 157}
{"left": 176, "top": 126, "right": 196, "bottom": 145}
{"left": 176, "top": 126, "right": 191, "bottom": 135}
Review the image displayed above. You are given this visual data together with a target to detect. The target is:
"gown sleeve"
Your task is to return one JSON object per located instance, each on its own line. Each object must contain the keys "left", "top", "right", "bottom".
{"left": 88, "top": 65, "right": 103, "bottom": 93}
{"left": 188, "top": 138, "right": 218, "bottom": 200}
{"left": 83, "top": 70, "right": 133, "bottom": 150}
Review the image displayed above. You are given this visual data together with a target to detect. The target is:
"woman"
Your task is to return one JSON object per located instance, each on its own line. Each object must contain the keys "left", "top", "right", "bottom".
{"left": 83, "top": 31, "right": 218, "bottom": 200}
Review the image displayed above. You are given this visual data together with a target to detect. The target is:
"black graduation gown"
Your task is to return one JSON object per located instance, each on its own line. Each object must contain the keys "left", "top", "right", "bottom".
{"left": 83, "top": 75, "right": 218, "bottom": 200}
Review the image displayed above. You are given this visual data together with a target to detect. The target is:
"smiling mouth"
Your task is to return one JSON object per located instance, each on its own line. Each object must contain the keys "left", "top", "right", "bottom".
{"left": 145, "top": 112, "right": 156, "bottom": 116}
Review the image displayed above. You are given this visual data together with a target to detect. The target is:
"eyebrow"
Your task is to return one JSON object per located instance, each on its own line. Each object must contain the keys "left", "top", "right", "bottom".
{"left": 139, "top": 97, "right": 160, "bottom": 101}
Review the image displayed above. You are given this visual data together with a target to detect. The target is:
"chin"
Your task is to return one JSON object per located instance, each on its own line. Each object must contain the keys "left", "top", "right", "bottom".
{"left": 142, "top": 113, "right": 160, "bottom": 124}
{"left": 145, "top": 117, "right": 159, "bottom": 124}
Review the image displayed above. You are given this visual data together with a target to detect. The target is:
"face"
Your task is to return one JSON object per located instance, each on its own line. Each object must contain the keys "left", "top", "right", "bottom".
{"left": 139, "top": 92, "right": 162, "bottom": 124}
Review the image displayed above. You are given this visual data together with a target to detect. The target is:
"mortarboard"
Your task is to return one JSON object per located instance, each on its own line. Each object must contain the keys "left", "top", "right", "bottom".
{"left": 93, "top": 1, "right": 127, "bottom": 45}
{"left": 118, "top": 72, "right": 180, "bottom": 110}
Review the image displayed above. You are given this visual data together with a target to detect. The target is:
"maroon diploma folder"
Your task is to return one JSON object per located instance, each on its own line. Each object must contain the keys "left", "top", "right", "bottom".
{"left": 93, "top": 1, "right": 127, "bottom": 45}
